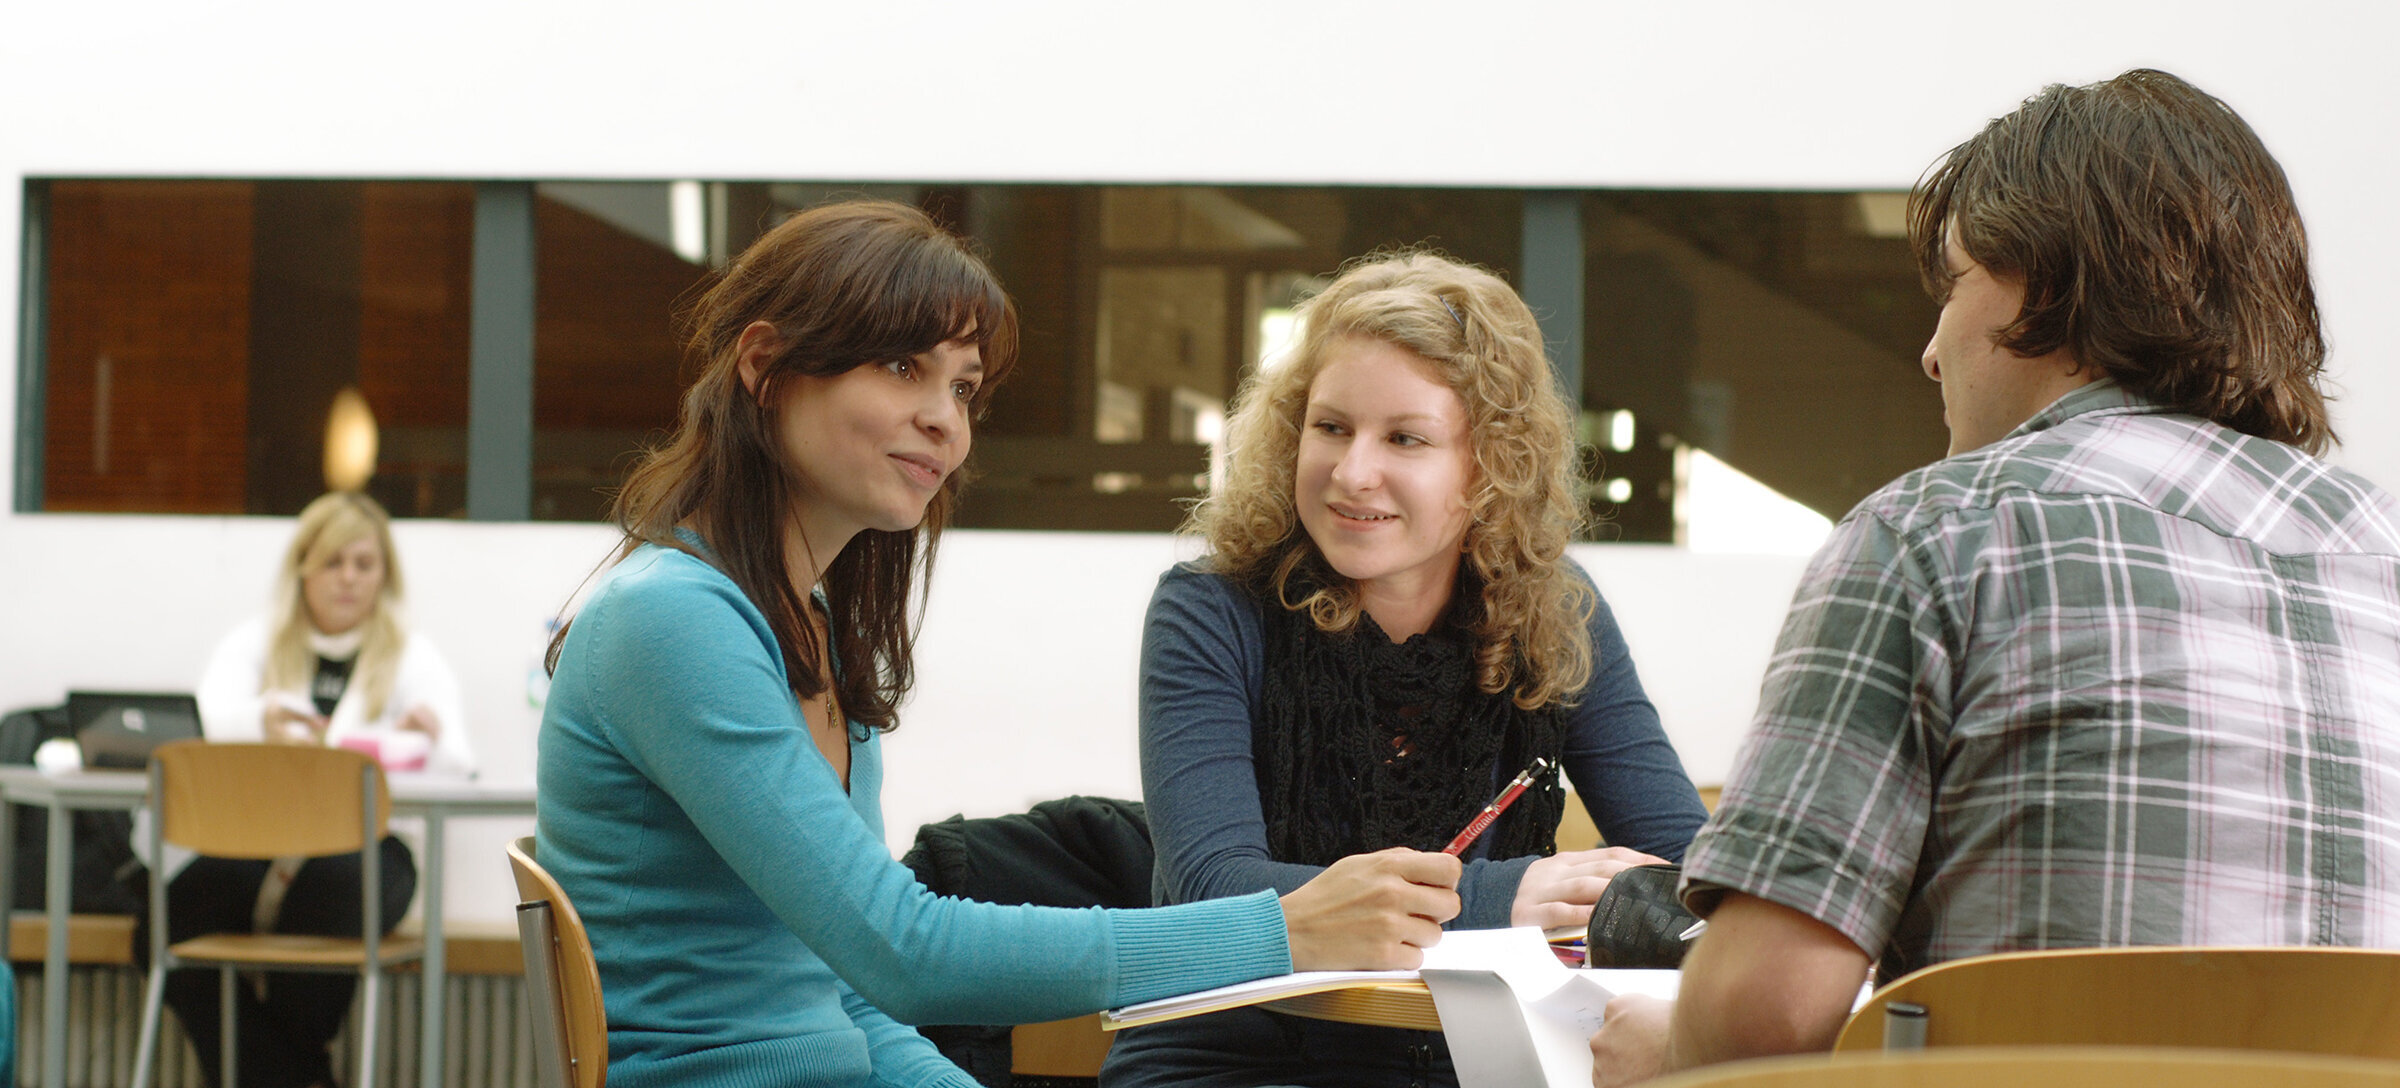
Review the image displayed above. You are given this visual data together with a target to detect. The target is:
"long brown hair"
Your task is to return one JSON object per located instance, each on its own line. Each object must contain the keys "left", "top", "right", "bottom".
{"left": 1909, "top": 68, "right": 2333, "bottom": 453}
{"left": 1191, "top": 250, "right": 1595, "bottom": 710}
{"left": 555, "top": 199, "right": 1018, "bottom": 733}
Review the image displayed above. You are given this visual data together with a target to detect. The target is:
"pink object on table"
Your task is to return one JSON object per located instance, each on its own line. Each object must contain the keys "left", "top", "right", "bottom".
{"left": 335, "top": 731, "right": 431, "bottom": 772}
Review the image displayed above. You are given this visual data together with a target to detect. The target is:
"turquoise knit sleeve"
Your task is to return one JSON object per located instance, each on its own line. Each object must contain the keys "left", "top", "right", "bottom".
{"left": 839, "top": 981, "right": 981, "bottom": 1088}
{"left": 584, "top": 551, "right": 1290, "bottom": 1024}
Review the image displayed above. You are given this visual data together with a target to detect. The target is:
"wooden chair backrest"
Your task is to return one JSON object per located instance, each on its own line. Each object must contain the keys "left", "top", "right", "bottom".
{"left": 155, "top": 741, "right": 385, "bottom": 858}
{"left": 1836, "top": 946, "right": 2400, "bottom": 1058}
{"left": 1648, "top": 1046, "right": 2400, "bottom": 1088}
{"left": 509, "top": 836, "right": 607, "bottom": 1088}
{"left": 1559, "top": 785, "right": 1718, "bottom": 851}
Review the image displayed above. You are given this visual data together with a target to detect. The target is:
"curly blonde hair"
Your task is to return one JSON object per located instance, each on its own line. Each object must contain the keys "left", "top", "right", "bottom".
{"left": 1190, "top": 250, "right": 1595, "bottom": 709}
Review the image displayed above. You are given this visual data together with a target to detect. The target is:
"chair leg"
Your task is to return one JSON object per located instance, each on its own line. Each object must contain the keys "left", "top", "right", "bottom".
{"left": 220, "top": 965, "right": 238, "bottom": 1088}
{"left": 131, "top": 961, "right": 170, "bottom": 1088}
{"left": 357, "top": 967, "right": 381, "bottom": 1088}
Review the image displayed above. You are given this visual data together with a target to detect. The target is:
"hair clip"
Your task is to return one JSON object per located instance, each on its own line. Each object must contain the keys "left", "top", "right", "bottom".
{"left": 1438, "top": 296, "right": 1467, "bottom": 331}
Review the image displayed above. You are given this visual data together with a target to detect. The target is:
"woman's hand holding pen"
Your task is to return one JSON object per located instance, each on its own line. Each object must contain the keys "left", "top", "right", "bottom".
{"left": 1511, "top": 846, "right": 1668, "bottom": 930}
{"left": 1280, "top": 847, "right": 1462, "bottom": 971}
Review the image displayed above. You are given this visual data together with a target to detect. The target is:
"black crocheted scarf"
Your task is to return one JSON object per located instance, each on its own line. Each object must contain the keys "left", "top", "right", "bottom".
{"left": 1251, "top": 568, "right": 1565, "bottom": 867}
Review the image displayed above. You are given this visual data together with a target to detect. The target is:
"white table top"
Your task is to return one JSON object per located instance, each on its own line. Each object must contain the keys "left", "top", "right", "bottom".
{"left": 0, "top": 763, "right": 534, "bottom": 808}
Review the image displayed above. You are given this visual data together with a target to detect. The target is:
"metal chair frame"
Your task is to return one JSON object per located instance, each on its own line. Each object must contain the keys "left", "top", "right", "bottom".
{"left": 508, "top": 835, "right": 607, "bottom": 1088}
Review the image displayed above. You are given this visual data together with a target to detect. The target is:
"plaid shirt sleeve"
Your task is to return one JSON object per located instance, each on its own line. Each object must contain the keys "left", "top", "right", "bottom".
{"left": 1679, "top": 505, "right": 1953, "bottom": 958}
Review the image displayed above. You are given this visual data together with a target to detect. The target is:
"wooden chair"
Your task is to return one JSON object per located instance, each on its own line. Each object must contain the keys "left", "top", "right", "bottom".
{"left": 1010, "top": 1013, "right": 1112, "bottom": 1079}
{"left": 1836, "top": 945, "right": 2400, "bottom": 1059}
{"left": 1646, "top": 1046, "right": 2400, "bottom": 1088}
{"left": 509, "top": 835, "right": 607, "bottom": 1088}
{"left": 131, "top": 741, "right": 424, "bottom": 1088}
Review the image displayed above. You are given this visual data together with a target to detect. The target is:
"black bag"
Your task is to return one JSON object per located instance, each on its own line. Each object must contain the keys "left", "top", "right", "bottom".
{"left": 901, "top": 796, "right": 1153, "bottom": 1088}
{"left": 1585, "top": 863, "right": 1700, "bottom": 969}
{"left": 2, "top": 705, "right": 144, "bottom": 915}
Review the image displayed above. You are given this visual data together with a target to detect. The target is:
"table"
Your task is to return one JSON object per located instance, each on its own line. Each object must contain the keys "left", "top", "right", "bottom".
{"left": 0, "top": 765, "right": 535, "bottom": 1088}
{"left": 1265, "top": 981, "right": 1442, "bottom": 1032}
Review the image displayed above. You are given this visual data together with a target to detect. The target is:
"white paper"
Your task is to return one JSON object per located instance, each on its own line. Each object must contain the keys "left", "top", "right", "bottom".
{"left": 1422, "top": 927, "right": 1681, "bottom": 1088}
{"left": 1105, "top": 968, "right": 1419, "bottom": 1025}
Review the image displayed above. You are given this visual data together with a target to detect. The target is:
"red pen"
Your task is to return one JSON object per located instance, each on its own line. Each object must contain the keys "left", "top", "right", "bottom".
{"left": 1442, "top": 756, "right": 1553, "bottom": 855}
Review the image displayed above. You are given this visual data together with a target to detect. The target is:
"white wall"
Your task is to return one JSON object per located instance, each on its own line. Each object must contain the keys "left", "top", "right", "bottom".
{"left": 1, "top": 0, "right": 2395, "bottom": 925}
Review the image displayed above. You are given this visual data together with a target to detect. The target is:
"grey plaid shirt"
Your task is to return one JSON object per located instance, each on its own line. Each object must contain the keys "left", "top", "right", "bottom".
{"left": 1683, "top": 380, "right": 2400, "bottom": 976}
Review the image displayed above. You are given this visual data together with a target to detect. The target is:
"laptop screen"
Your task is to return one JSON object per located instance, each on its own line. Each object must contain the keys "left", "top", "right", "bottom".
{"left": 65, "top": 691, "right": 204, "bottom": 770}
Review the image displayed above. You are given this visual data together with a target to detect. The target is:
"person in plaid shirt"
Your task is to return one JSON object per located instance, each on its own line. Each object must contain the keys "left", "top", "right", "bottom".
{"left": 1591, "top": 68, "right": 2400, "bottom": 1086}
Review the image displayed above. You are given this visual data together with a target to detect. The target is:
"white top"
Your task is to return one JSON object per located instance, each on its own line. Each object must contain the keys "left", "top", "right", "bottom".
{"left": 140, "top": 616, "right": 479, "bottom": 879}
{"left": 195, "top": 615, "right": 478, "bottom": 778}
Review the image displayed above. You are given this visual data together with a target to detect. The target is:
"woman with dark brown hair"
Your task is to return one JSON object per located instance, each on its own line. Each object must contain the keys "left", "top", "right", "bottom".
{"left": 534, "top": 200, "right": 1462, "bottom": 1088}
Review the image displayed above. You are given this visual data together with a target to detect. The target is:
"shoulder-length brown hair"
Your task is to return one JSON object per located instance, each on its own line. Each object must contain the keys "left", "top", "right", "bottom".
{"left": 266, "top": 491, "right": 407, "bottom": 719}
{"left": 566, "top": 199, "right": 1017, "bottom": 734}
{"left": 1192, "top": 249, "right": 1594, "bottom": 709}
{"left": 1909, "top": 67, "right": 2332, "bottom": 453}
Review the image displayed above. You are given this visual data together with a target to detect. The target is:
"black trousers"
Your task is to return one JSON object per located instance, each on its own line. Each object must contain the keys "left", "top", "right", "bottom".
{"left": 135, "top": 837, "right": 416, "bottom": 1088}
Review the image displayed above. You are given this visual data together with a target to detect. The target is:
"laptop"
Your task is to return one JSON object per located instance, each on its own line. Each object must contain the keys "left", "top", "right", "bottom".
{"left": 65, "top": 691, "right": 204, "bottom": 770}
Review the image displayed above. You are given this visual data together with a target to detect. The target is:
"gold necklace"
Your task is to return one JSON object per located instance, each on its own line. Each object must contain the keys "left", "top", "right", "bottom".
{"left": 809, "top": 606, "right": 842, "bottom": 731}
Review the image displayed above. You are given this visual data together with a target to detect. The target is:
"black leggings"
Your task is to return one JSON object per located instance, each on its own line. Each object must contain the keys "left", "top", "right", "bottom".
{"left": 135, "top": 837, "right": 416, "bottom": 1088}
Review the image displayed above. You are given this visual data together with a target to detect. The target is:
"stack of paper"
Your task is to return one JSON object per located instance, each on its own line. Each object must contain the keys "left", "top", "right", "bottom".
{"left": 1101, "top": 967, "right": 1422, "bottom": 1029}
{"left": 1418, "top": 928, "right": 1679, "bottom": 1088}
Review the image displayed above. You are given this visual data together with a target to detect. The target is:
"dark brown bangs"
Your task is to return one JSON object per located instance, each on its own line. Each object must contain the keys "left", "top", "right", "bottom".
{"left": 757, "top": 214, "right": 1019, "bottom": 418}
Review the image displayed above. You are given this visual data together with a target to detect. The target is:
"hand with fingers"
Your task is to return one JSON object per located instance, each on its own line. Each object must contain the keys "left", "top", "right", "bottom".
{"left": 1280, "top": 847, "right": 1463, "bottom": 971}
{"left": 396, "top": 703, "right": 443, "bottom": 739}
{"left": 1511, "top": 846, "right": 1669, "bottom": 930}
{"left": 262, "top": 702, "right": 330, "bottom": 746}
{"left": 1589, "top": 993, "right": 1674, "bottom": 1088}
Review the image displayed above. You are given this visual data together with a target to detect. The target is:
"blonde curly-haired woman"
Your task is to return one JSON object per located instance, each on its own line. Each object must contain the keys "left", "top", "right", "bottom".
{"left": 1104, "top": 251, "right": 1709, "bottom": 1088}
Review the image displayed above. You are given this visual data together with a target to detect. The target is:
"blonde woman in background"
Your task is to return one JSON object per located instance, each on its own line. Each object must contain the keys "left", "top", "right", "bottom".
{"left": 1104, "top": 251, "right": 1708, "bottom": 1088}
{"left": 158, "top": 490, "right": 475, "bottom": 1088}
{"left": 197, "top": 490, "right": 473, "bottom": 775}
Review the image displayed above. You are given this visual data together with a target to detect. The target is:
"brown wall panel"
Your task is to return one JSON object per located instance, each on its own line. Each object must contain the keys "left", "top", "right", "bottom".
{"left": 359, "top": 183, "right": 474, "bottom": 430}
{"left": 43, "top": 181, "right": 254, "bottom": 513}
{"left": 532, "top": 198, "right": 695, "bottom": 433}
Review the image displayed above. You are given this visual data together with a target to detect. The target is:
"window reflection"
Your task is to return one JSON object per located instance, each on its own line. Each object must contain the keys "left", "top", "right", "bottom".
{"left": 41, "top": 180, "right": 473, "bottom": 517}
{"left": 1582, "top": 191, "right": 1942, "bottom": 543}
{"left": 960, "top": 185, "right": 1522, "bottom": 531}
{"left": 530, "top": 182, "right": 716, "bottom": 521}
{"left": 33, "top": 181, "right": 1936, "bottom": 541}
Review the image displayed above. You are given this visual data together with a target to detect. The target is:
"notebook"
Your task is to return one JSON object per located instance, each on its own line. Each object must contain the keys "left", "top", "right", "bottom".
{"left": 65, "top": 691, "right": 204, "bottom": 770}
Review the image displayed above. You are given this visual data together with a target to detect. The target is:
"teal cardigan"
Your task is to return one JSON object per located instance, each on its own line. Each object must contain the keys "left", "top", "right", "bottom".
{"left": 536, "top": 545, "right": 1287, "bottom": 1088}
